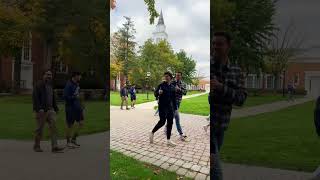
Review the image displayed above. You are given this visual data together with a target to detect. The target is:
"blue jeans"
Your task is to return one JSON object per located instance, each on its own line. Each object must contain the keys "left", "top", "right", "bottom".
{"left": 211, "top": 127, "right": 225, "bottom": 180}
{"left": 174, "top": 101, "right": 183, "bottom": 135}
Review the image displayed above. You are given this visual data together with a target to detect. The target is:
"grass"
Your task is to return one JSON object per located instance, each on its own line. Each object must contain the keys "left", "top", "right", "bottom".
{"left": 236, "top": 93, "right": 304, "bottom": 108}
{"left": 0, "top": 95, "right": 109, "bottom": 140}
{"left": 110, "top": 150, "right": 191, "bottom": 180}
{"left": 110, "top": 90, "right": 203, "bottom": 106}
{"left": 221, "top": 100, "right": 320, "bottom": 172}
{"left": 179, "top": 94, "right": 210, "bottom": 116}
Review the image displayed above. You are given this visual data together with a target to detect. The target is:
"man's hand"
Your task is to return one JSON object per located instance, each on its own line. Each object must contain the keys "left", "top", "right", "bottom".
{"left": 159, "top": 90, "right": 163, "bottom": 95}
{"left": 175, "top": 85, "right": 181, "bottom": 92}
{"left": 211, "top": 79, "right": 223, "bottom": 91}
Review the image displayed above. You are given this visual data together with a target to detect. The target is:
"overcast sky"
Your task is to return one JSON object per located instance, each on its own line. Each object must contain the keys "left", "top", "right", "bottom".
{"left": 110, "top": 0, "right": 210, "bottom": 80}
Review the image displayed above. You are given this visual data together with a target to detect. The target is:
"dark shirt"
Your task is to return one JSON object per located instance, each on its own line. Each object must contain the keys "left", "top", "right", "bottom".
{"left": 154, "top": 82, "right": 177, "bottom": 112}
{"left": 129, "top": 87, "right": 136, "bottom": 97}
{"left": 210, "top": 57, "right": 247, "bottom": 130}
{"left": 172, "top": 80, "right": 187, "bottom": 102}
{"left": 120, "top": 87, "right": 128, "bottom": 97}
{"left": 32, "top": 80, "right": 59, "bottom": 112}
{"left": 45, "top": 84, "right": 53, "bottom": 109}
{"left": 63, "top": 80, "right": 81, "bottom": 110}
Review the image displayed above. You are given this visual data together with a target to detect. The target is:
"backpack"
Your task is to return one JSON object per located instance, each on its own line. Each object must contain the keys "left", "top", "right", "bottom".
{"left": 314, "top": 96, "right": 320, "bottom": 136}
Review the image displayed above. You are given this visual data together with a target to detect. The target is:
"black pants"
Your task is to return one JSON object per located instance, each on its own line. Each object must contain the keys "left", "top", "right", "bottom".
{"left": 152, "top": 108, "right": 174, "bottom": 140}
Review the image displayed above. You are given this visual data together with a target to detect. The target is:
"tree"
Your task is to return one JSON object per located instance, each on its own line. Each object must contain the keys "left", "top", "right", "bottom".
{"left": 212, "top": 0, "right": 277, "bottom": 74}
{"left": 144, "top": 0, "right": 159, "bottom": 24}
{"left": 265, "top": 22, "right": 305, "bottom": 94}
{"left": 176, "top": 50, "right": 196, "bottom": 84}
{"left": 113, "top": 16, "right": 137, "bottom": 83}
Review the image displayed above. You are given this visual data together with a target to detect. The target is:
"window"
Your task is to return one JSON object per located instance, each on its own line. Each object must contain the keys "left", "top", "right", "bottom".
{"left": 294, "top": 73, "right": 300, "bottom": 85}
{"left": 246, "top": 75, "right": 256, "bottom": 89}
{"left": 22, "top": 34, "right": 32, "bottom": 62}
{"left": 266, "top": 75, "right": 274, "bottom": 89}
{"left": 53, "top": 57, "right": 68, "bottom": 74}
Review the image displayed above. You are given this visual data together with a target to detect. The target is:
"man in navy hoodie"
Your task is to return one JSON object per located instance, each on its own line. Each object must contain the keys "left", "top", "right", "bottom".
{"left": 63, "top": 72, "right": 83, "bottom": 148}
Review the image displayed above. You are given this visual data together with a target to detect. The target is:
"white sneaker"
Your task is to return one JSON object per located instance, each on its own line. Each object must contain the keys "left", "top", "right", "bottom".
{"left": 67, "top": 143, "right": 76, "bottom": 149}
{"left": 180, "top": 135, "right": 187, "bottom": 141}
{"left": 149, "top": 132, "right": 154, "bottom": 144}
{"left": 167, "top": 140, "right": 177, "bottom": 147}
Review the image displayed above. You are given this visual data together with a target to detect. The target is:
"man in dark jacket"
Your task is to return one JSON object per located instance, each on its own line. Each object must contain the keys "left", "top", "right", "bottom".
{"left": 63, "top": 72, "right": 83, "bottom": 148}
{"left": 150, "top": 71, "right": 177, "bottom": 147}
{"left": 211, "top": 32, "right": 247, "bottom": 180}
{"left": 120, "top": 84, "right": 129, "bottom": 110}
{"left": 32, "top": 69, "right": 64, "bottom": 153}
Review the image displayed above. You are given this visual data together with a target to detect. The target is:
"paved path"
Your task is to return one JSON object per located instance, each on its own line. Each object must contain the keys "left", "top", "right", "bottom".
{"left": 223, "top": 163, "right": 313, "bottom": 180}
{"left": 110, "top": 107, "right": 210, "bottom": 179}
{"left": 0, "top": 132, "right": 109, "bottom": 180}
{"left": 232, "top": 96, "right": 314, "bottom": 118}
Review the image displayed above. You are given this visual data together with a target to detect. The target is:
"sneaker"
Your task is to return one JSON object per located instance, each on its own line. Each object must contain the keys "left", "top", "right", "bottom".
{"left": 167, "top": 140, "right": 177, "bottom": 147}
{"left": 71, "top": 139, "right": 80, "bottom": 147}
{"left": 149, "top": 132, "right": 154, "bottom": 144}
{"left": 52, "top": 146, "right": 65, "bottom": 153}
{"left": 67, "top": 143, "right": 76, "bottom": 149}
{"left": 180, "top": 135, "right": 188, "bottom": 141}
{"left": 164, "top": 127, "right": 167, "bottom": 135}
{"left": 33, "top": 146, "right": 43, "bottom": 152}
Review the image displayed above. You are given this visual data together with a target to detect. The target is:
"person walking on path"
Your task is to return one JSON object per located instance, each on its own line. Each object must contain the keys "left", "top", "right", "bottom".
{"left": 129, "top": 84, "right": 137, "bottom": 109}
{"left": 63, "top": 72, "right": 84, "bottom": 148}
{"left": 120, "top": 84, "right": 129, "bottom": 110}
{"left": 169, "top": 72, "right": 188, "bottom": 141}
{"left": 204, "top": 94, "right": 210, "bottom": 133}
{"left": 32, "top": 69, "right": 65, "bottom": 153}
{"left": 287, "top": 81, "right": 295, "bottom": 102}
{"left": 149, "top": 71, "right": 177, "bottom": 147}
{"left": 211, "top": 32, "right": 247, "bottom": 180}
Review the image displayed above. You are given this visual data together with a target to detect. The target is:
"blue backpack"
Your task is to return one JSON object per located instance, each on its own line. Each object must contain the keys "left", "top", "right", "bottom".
{"left": 314, "top": 97, "right": 320, "bottom": 136}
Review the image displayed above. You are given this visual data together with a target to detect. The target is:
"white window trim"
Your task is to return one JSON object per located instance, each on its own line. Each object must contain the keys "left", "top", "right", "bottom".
{"left": 21, "top": 32, "right": 32, "bottom": 63}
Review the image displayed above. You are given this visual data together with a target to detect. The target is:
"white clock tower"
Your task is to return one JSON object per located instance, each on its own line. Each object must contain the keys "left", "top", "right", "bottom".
{"left": 153, "top": 10, "right": 168, "bottom": 43}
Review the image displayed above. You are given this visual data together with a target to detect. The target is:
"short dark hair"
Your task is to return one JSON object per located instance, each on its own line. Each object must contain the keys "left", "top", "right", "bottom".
{"left": 164, "top": 71, "right": 173, "bottom": 79}
{"left": 71, "top": 71, "right": 81, "bottom": 78}
{"left": 176, "top": 71, "right": 182, "bottom": 76}
{"left": 214, "top": 31, "right": 231, "bottom": 45}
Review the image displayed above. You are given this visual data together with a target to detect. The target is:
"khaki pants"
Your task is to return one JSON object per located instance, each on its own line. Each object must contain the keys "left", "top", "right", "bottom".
{"left": 34, "top": 110, "right": 58, "bottom": 148}
{"left": 121, "top": 96, "right": 128, "bottom": 109}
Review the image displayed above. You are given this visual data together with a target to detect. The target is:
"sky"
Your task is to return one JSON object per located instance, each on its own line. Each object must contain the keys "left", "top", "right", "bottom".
{"left": 275, "top": 0, "right": 320, "bottom": 57}
{"left": 110, "top": 0, "right": 210, "bottom": 80}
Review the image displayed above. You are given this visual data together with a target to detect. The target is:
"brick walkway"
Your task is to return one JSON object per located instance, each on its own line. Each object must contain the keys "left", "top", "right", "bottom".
{"left": 110, "top": 107, "right": 210, "bottom": 179}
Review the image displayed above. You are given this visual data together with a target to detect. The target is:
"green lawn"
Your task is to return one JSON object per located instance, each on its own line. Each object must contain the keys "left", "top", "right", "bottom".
{"left": 110, "top": 151, "right": 190, "bottom": 180}
{"left": 179, "top": 94, "right": 210, "bottom": 116}
{"left": 221, "top": 101, "right": 320, "bottom": 172}
{"left": 0, "top": 95, "right": 109, "bottom": 140}
{"left": 178, "top": 93, "right": 295, "bottom": 116}
{"left": 236, "top": 93, "right": 304, "bottom": 108}
{"left": 110, "top": 90, "right": 203, "bottom": 106}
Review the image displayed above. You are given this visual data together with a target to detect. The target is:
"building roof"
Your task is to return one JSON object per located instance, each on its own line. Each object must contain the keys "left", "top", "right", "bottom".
{"left": 157, "top": 10, "right": 165, "bottom": 25}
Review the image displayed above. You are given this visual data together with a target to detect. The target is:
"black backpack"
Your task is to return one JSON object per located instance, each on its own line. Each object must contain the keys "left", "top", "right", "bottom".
{"left": 314, "top": 97, "right": 320, "bottom": 136}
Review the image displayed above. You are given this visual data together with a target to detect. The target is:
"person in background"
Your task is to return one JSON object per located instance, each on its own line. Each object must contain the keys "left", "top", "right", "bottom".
{"left": 149, "top": 71, "right": 177, "bottom": 147}
{"left": 211, "top": 32, "right": 247, "bottom": 180}
{"left": 32, "top": 69, "right": 64, "bottom": 153}
{"left": 120, "top": 84, "right": 129, "bottom": 110}
{"left": 203, "top": 94, "right": 210, "bottom": 133}
{"left": 287, "top": 80, "right": 295, "bottom": 102}
{"left": 63, "top": 72, "right": 83, "bottom": 148}
{"left": 130, "top": 84, "right": 137, "bottom": 109}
